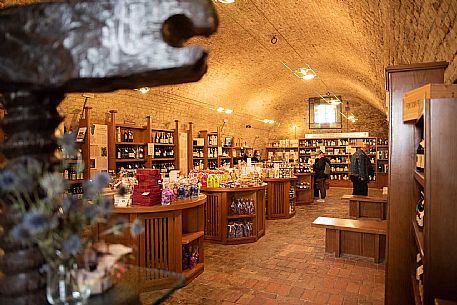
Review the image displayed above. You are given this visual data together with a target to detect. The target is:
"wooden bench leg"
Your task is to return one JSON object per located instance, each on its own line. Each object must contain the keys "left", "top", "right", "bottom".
{"left": 374, "top": 234, "right": 380, "bottom": 263}
{"left": 335, "top": 229, "right": 341, "bottom": 257}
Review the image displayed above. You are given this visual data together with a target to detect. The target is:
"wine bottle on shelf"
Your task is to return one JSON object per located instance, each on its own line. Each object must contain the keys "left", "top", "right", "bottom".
{"left": 123, "top": 129, "right": 128, "bottom": 142}
{"left": 416, "top": 140, "right": 425, "bottom": 171}
{"left": 116, "top": 127, "right": 121, "bottom": 142}
{"left": 117, "top": 147, "right": 121, "bottom": 159}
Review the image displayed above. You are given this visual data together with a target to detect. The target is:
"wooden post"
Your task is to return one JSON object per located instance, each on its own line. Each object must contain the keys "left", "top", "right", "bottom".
{"left": 187, "top": 122, "right": 193, "bottom": 172}
{"left": 79, "top": 107, "right": 92, "bottom": 179}
{"left": 107, "top": 110, "right": 117, "bottom": 172}
{"left": 175, "top": 120, "right": 180, "bottom": 170}
{"left": 146, "top": 116, "right": 152, "bottom": 169}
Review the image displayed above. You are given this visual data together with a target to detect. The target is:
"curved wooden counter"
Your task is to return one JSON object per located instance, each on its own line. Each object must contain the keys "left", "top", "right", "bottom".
{"left": 264, "top": 177, "right": 297, "bottom": 219}
{"left": 295, "top": 173, "right": 314, "bottom": 205}
{"left": 200, "top": 185, "right": 266, "bottom": 244}
{"left": 101, "top": 195, "right": 206, "bottom": 285}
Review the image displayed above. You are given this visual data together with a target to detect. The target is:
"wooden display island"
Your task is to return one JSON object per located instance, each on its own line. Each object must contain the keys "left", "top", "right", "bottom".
{"left": 101, "top": 195, "right": 206, "bottom": 285}
{"left": 264, "top": 177, "right": 297, "bottom": 219}
{"left": 200, "top": 185, "right": 266, "bottom": 244}
{"left": 295, "top": 173, "right": 314, "bottom": 205}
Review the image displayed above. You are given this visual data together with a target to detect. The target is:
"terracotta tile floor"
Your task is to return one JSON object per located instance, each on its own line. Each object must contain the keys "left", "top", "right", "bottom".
{"left": 165, "top": 187, "right": 385, "bottom": 305}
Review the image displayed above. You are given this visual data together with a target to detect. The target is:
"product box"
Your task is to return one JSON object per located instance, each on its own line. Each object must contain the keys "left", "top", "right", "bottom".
{"left": 114, "top": 194, "right": 132, "bottom": 207}
{"left": 193, "top": 138, "right": 204, "bottom": 147}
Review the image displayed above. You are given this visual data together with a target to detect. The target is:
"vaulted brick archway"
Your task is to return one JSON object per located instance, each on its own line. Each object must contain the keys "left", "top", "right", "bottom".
{"left": 1, "top": 0, "right": 455, "bottom": 142}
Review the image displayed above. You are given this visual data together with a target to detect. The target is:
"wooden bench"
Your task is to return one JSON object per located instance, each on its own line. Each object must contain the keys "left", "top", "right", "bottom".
{"left": 312, "top": 217, "right": 387, "bottom": 263}
{"left": 341, "top": 195, "right": 388, "bottom": 220}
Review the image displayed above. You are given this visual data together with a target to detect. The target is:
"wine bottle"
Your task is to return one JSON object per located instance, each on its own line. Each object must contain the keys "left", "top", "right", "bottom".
{"left": 123, "top": 129, "right": 128, "bottom": 142}
{"left": 117, "top": 127, "right": 121, "bottom": 142}
{"left": 416, "top": 140, "right": 425, "bottom": 171}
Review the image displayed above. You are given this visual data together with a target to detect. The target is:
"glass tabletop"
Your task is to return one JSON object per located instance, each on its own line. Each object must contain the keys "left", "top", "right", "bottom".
{"left": 88, "top": 265, "right": 186, "bottom": 305}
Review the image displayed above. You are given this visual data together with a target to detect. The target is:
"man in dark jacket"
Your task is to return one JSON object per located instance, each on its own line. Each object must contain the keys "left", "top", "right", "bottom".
{"left": 313, "top": 151, "right": 331, "bottom": 202}
{"left": 350, "top": 144, "right": 374, "bottom": 195}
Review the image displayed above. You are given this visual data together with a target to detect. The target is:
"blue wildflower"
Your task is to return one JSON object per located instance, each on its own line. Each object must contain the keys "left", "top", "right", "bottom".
{"left": 84, "top": 204, "right": 99, "bottom": 221}
{"left": 62, "top": 196, "right": 77, "bottom": 213}
{"left": 40, "top": 173, "right": 66, "bottom": 198}
{"left": 24, "top": 157, "right": 42, "bottom": 177}
{"left": 93, "top": 172, "right": 110, "bottom": 191}
{"left": 62, "top": 234, "right": 81, "bottom": 256}
{"left": 22, "top": 212, "right": 53, "bottom": 235}
{"left": 98, "top": 197, "right": 112, "bottom": 215}
{"left": 130, "top": 218, "right": 144, "bottom": 237}
{"left": 10, "top": 224, "right": 31, "bottom": 241}
{"left": 58, "top": 133, "right": 77, "bottom": 157}
{"left": 0, "top": 170, "right": 19, "bottom": 192}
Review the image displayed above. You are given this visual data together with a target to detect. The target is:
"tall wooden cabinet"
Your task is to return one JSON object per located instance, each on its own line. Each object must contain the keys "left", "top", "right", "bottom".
{"left": 384, "top": 62, "right": 448, "bottom": 305}
{"left": 404, "top": 84, "right": 457, "bottom": 305}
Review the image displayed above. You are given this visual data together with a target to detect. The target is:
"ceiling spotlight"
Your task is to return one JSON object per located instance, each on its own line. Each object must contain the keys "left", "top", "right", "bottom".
{"left": 294, "top": 68, "right": 316, "bottom": 80}
{"left": 224, "top": 109, "right": 233, "bottom": 114}
{"left": 215, "top": 0, "right": 235, "bottom": 3}
{"left": 216, "top": 107, "right": 225, "bottom": 113}
{"left": 135, "top": 87, "right": 150, "bottom": 94}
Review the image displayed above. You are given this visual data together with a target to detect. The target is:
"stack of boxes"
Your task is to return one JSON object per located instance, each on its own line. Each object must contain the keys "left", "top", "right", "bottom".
{"left": 133, "top": 169, "right": 162, "bottom": 206}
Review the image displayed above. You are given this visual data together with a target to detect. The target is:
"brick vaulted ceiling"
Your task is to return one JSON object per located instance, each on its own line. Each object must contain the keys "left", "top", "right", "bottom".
{"left": 1, "top": 0, "right": 456, "bottom": 132}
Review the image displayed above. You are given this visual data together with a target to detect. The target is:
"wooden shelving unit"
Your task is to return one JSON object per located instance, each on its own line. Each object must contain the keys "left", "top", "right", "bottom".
{"left": 295, "top": 173, "right": 314, "bottom": 205}
{"left": 266, "top": 146, "right": 299, "bottom": 162}
{"left": 63, "top": 107, "right": 92, "bottom": 198}
{"left": 406, "top": 84, "right": 457, "bottom": 305}
{"left": 107, "top": 112, "right": 180, "bottom": 175}
{"left": 107, "top": 110, "right": 147, "bottom": 173}
{"left": 297, "top": 137, "right": 389, "bottom": 188}
{"left": 200, "top": 186, "right": 266, "bottom": 245}
{"left": 264, "top": 177, "right": 297, "bottom": 219}
{"left": 385, "top": 62, "right": 457, "bottom": 305}
{"left": 103, "top": 195, "right": 207, "bottom": 285}
{"left": 181, "top": 231, "right": 204, "bottom": 245}
{"left": 147, "top": 117, "right": 179, "bottom": 174}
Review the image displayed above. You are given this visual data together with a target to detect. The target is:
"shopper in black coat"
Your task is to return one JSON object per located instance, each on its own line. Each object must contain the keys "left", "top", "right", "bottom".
{"left": 313, "top": 151, "right": 331, "bottom": 202}
{"left": 349, "top": 144, "right": 374, "bottom": 196}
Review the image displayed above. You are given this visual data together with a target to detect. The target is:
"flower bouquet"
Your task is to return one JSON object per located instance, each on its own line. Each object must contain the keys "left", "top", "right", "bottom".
{"left": 0, "top": 133, "right": 143, "bottom": 305}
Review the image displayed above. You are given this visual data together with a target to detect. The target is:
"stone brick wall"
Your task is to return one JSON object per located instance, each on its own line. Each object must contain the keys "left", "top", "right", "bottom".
{"left": 1, "top": 0, "right": 454, "bottom": 149}
{"left": 59, "top": 91, "right": 273, "bottom": 152}
{"left": 269, "top": 98, "right": 389, "bottom": 140}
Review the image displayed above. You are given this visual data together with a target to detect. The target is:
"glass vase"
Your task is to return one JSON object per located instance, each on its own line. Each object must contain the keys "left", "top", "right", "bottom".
{"left": 46, "top": 262, "right": 91, "bottom": 305}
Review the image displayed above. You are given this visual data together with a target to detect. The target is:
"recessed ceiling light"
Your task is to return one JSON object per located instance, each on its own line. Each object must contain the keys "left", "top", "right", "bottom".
{"left": 216, "top": 0, "right": 235, "bottom": 3}
{"left": 135, "top": 87, "right": 150, "bottom": 94}
{"left": 294, "top": 68, "right": 316, "bottom": 80}
{"left": 216, "top": 107, "right": 225, "bottom": 112}
{"left": 225, "top": 109, "right": 233, "bottom": 114}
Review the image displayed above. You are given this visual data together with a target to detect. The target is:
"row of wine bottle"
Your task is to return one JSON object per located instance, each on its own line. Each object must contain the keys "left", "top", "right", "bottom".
{"left": 63, "top": 167, "right": 84, "bottom": 180}
{"left": 154, "top": 131, "right": 174, "bottom": 144}
{"left": 154, "top": 147, "right": 174, "bottom": 158}
{"left": 117, "top": 128, "right": 136, "bottom": 143}
{"left": 117, "top": 146, "right": 145, "bottom": 159}
{"left": 208, "top": 134, "right": 218, "bottom": 146}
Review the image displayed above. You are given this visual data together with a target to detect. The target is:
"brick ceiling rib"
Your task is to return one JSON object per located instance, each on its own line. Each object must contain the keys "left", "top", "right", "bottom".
{"left": 1, "top": 0, "right": 456, "bottom": 126}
